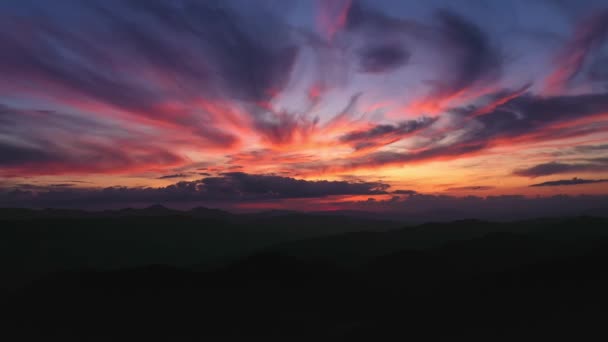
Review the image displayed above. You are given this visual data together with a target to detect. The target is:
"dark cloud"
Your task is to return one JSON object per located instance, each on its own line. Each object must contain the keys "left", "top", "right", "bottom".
{"left": 158, "top": 174, "right": 190, "bottom": 179}
{"left": 570, "top": 144, "right": 608, "bottom": 158}
{"left": 0, "top": 0, "right": 298, "bottom": 146}
{"left": 106, "top": 0, "right": 299, "bottom": 104}
{"left": 0, "top": 143, "right": 55, "bottom": 167}
{"left": 200, "top": 172, "right": 389, "bottom": 198}
{"left": 392, "top": 189, "right": 418, "bottom": 195}
{"left": 295, "top": 90, "right": 608, "bottom": 172}
{"left": 530, "top": 177, "right": 608, "bottom": 187}
{"left": 341, "top": 117, "right": 435, "bottom": 142}
{"left": 576, "top": 144, "right": 608, "bottom": 152}
{"left": 514, "top": 159, "right": 608, "bottom": 178}
{"left": 250, "top": 108, "right": 317, "bottom": 146}
{"left": 470, "top": 83, "right": 532, "bottom": 116}
{"left": 0, "top": 15, "right": 173, "bottom": 120}
{"left": 346, "top": 1, "right": 414, "bottom": 33}
{"left": 10, "top": 182, "right": 83, "bottom": 190}
{"left": 127, "top": 0, "right": 299, "bottom": 103}
{"left": 545, "top": 9, "right": 608, "bottom": 91}
{"left": 452, "top": 90, "right": 608, "bottom": 148}
{"left": 300, "top": 139, "right": 487, "bottom": 173}
{"left": 0, "top": 105, "right": 185, "bottom": 175}
{"left": 429, "top": 10, "right": 501, "bottom": 98}
{"left": 589, "top": 56, "right": 608, "bottom": 89}
{"left": 445, "top": 186, "right": 494, "bottom": 191}
{"left": 339, "top": 117, "right": 436, "bottom": 150}
{"left": 346, "top": 3, "right": 500, "bottom": 95}
{"left": 357, "top": 43, "right": 410, "bottom": 73}
{"left": 0, "top": 173, "right": 390, "bottom": 208}
{"left": 341, "top": 1, "right": 422, "bottom": 86}
{"left": 474, "top": 91, "right": 608, "bottom": 140}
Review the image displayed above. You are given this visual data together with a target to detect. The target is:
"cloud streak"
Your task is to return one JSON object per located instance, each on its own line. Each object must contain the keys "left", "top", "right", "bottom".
{"left": 530, "top": 178, "right": 608, "bottom": 187}
{"left": 544, "top": 9, "right": 608, "bottom": 93}
{"left": 514, "top": 159, "right": 608, "bottom": 178}
{"left": 445, "top": 186, "right": 494, "bottom": 191}
{"left": 339, "top": 117, "right": 436, "bottom": 150}
{"left": 0, "top": 104, "right": 185, "bottom": 176}
{"left": 0, "top": 173, "right": 390, "bottom": 207}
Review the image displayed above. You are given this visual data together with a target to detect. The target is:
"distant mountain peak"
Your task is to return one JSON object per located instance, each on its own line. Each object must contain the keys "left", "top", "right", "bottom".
{"left": 145, "top": 204, "right": 170, "bottom": 211}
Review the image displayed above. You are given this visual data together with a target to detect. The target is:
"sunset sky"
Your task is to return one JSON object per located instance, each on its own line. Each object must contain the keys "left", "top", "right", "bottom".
{"left": 1, "top": 0, "right": 608, "bottom": 212}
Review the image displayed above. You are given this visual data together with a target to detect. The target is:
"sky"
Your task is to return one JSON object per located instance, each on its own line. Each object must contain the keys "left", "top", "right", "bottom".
{"left": 1, "top": 0, "right": 608, "bottom": 215}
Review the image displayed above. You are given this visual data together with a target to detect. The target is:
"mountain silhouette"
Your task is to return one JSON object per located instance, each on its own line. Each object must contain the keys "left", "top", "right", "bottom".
{"left": 1, "top": 209, "right": 608, "bottom": 340}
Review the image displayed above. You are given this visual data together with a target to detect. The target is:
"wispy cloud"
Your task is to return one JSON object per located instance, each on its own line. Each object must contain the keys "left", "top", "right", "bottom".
{"left": 530, "top": 177, "right": 608, "bottom": 187}
{"left": 158, "top": 174, "right": 191, "bottom": 180}
{"left": 544, "top": 9, "right": 608, "bottom": 93}
{"left": 515, "top": 159, "right": 608, "bottom": 178}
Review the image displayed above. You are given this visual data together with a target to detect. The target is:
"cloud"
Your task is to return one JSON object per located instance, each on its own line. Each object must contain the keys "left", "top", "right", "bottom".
{"left": 0, "top": 15, "right": 159, "bottom": 113}
{"left": 0, "top": 173, "right": 391, "bottom": 208}
{"left": 530, "top": 177, "right": 608, "bottom": 187}
{"left": 292, "top": 91, "right": 608, "bottom": 173}
{"left": 316, "top": 0, "right": 352, "bottom": 40}
{"left": 201, "top": 172, "right": 389, "bottom": 198}
{"left": 445, "top": 186, "right": 494, "bottom": 191}
{"left": 544, "top": 9, "right": 608, "bottom": 92}
{"left": 0, "top": 0, "right": 607, "bottom": 193}
{"left": 514, "top": 159, "right": 608, "bottom": 177}
{"left": 392, "top": 189, "right": 418, "bottom": 195}
{"left": 471, "top": 91, "right": 608, "bottom": 142}
{"left": 114, "top": 0, "right": 300, "bottom": 104}
{"left": 158, "top": 174, "right": 190, "bottom": 179}
{"left": 0, "top": 0, "right": 303, "bottom": 149}
{"left": 589, "top": 56, "right": 608, "bottom": 88}
{"left": 0, "top": 104, "right": 185, "bottom": 176}
{"left": 471, "top": 83, "right": 532, "bottom": 117}
{"left": 345, "top": 3, "right": 500, "bottom": 95}
{"left": 429, "top": 10, "right": 501, "bottom": 98}
{"left": 298, "top": 138, "right": 488, "bottom": 174}
{"left": 0, "top": 142, "right": 56, "bottom": 167}
{"left": 250, "top": 108, "right": 318, "bottom": 146}
{"left": 402, "top": 9, "right": 501, "bottom": 113}
{"left": 345, "top": 1, "right": 416, "bottom": 33}
{"left": 575, "top": 144, "right": 608, "bottom": 153}
{"left": 357, "top": 43, "right": 410, "bottom": 73}
{"left": 341, "top": 1, "right": 420, "bottom": 77}
{"left": 339, "top": 116, "right": 436, "bottom": 150}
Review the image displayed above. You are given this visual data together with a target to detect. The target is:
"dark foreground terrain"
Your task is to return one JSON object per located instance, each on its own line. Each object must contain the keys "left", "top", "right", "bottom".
{"left": 1, "top": 208, "right": 608, "bottom": 340}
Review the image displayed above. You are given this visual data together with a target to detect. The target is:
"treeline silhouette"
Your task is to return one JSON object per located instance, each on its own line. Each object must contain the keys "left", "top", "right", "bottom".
{"left": 1, "top": 207, "right": 607, "bottom": 340}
